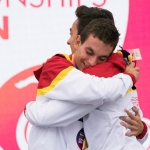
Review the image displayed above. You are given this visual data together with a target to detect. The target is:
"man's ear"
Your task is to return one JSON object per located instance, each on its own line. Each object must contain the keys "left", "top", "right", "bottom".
{"left": 74, "top": 35, "right": 81, "bottom": 50}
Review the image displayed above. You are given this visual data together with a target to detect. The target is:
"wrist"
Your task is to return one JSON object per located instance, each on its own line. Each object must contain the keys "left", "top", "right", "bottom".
{"left": 136, "top": 121, "right": 148, "bottom": 139}
{"left": 123, "top": 72, "right": 136, "bottom": 85}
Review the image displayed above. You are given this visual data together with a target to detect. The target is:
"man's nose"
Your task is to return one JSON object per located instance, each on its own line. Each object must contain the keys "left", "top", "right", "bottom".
{"left": 67, "top": 39, "right": 70, "bottom": 45}
{"left": 88, "top": 58, "right": 97, "bottom": 66}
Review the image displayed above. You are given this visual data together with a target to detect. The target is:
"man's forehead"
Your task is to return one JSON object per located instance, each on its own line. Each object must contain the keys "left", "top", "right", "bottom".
{"left": 84, "top": 35, "right": 113, "bottom": 56}
{"left": 72, "top": 19, "right": 78, "bottom": 30}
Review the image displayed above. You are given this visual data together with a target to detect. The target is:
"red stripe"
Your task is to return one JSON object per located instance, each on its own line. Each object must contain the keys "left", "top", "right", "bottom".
{"left": 136, "top": 121, "right": 148, "bottom": 139}
{"left": 37, "top": 54, "right": 73, "bottom": 89}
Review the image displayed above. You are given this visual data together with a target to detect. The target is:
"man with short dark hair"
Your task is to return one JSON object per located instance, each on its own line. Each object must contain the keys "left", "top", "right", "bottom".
{"left": 68, "top": 6, "right": 115, "bottom": 53}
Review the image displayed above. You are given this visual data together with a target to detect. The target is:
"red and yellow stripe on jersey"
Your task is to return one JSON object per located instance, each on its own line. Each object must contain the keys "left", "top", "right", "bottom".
{"left": 34, "top": 54, "right": 75, "bottom": 96}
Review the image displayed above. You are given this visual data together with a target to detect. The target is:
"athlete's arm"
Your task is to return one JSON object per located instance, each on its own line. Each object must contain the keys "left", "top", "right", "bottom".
{"left": 37, "top": 55, "right": 137, "bottom": 106}
{"left": 25, "top": 100, "right": 96, "bottom": 127}
{"left": 25, "top": 70, "right": 133, "bottom": 125}
{"left": 25, "top": 55, "right": 136, "bottom": 125}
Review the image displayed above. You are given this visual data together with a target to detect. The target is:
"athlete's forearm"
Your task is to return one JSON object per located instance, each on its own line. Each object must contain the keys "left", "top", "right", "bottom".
{"left": 25, "top": 100, "right": 96, "bottom": 127}
{"left": 44, "top": 70, "right": 134, "bottom": 106}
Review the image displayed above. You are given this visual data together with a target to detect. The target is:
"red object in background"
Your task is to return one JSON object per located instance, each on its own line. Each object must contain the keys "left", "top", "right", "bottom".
{"left": 123, "top": 0, "right": 150, "bottom": 119}
{"left": 0, "top": 16, "right": 9, "bottom": 39}
{"left": 0, "top": 66, "right": 39, "bottom": 149}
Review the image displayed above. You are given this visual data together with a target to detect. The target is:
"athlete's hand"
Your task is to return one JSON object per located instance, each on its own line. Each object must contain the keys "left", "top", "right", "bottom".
{"left": 125, "top": 62, "right": 140, "bottom": 81}
{"left": 119, "top": 107, "right": 144, "bottom": 136}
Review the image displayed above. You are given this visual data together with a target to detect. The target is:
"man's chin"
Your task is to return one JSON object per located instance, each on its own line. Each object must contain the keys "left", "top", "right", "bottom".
{"left": 81, "top": 66, "right": 88, "bottom": 71}
{"left": 78, "top": 66, "right": 83, "bottom": 71}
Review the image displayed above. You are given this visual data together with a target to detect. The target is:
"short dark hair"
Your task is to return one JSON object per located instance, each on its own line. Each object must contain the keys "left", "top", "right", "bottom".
{"left": 80, "top": 18, "right": 120, "bottom": 51}
{"left": 75, "top": 5, "right": 115, "bottom": 35}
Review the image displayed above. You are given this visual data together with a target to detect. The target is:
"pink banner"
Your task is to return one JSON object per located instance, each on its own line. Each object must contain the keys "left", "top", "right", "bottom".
{"left": 123, "top": 0, "right": 150, "bottom": 120}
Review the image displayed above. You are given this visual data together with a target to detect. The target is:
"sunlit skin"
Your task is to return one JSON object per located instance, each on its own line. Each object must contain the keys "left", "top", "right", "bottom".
{"left": 74, "top": 35, "right": 113, "bottom": 71}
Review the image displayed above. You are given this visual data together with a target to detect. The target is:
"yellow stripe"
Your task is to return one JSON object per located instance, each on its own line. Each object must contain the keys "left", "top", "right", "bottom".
{"left": 126, "top": 86, "right": 136, "bottom": 94}
{"left": 37, "top": 66, "right": 75, "bottom": 96}
{"left": 63, "top": 54, "right": 72, "bottom": 62}
{"left": 63, "top": 54, "right": 75, "bottom": 64}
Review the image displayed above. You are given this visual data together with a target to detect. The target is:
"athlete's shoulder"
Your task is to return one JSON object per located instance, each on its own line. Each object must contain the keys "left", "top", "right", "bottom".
{"left": 45, "top": 53, "right": 73, "bottom": 69}
{"left": 38, "top": 53, "right": 75, "bottom": 89}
